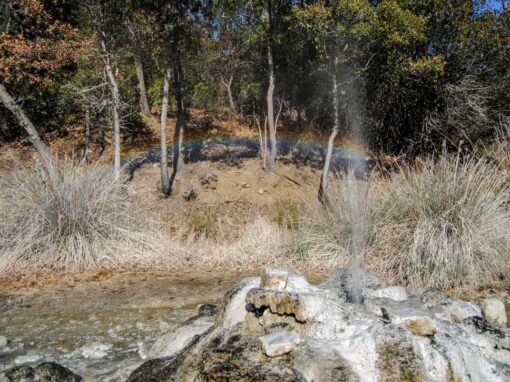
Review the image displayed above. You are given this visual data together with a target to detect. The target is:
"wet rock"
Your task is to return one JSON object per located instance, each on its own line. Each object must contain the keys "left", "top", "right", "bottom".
{"left": 186, "top": 333, "right": 307, "bottom": 381}
{"left": 0, "top": 362, "right": 81, "bottom": 381}
{"left": 481, "top": 298, "right": 508, "bottom": 327}
{"left": 197, "top": 303, "right": 219, "bottom": 317}
{"left": 130, "top": 267, "right": 510, "bottom": 382}
{"left": 410, "top": 287, "right": 481, "bottom": 322}
{"left": 79, "top": 343, "right": 111, "bottom": 359}
{"left": 127, "top": 339, "right": 194, "bottom": 382}
{"left": 261, "top": 267, "right": 289, "bottom": 290}
{"left": 126, "top": 357, "right": 182, "bottom": 382}
{"left": 14, "top": 354, "right": 42, "bottom": 364}
{"left": 259, "top": 331, "right": 301, "bottom": 357}
{"left": 215, "top": 277, "right": 260, "bottom": 328}
{"left": 365, "top": 286, "right": 407, "bottom": 301}
{"left": 320, "top": 267, "right": 384, "bottom": 303}
{"left": 375, "top": 326, "right": 423, "bottom": 382}
{"left": 246, "top": 288, "right": 323, "bottom": 323}
{"left": 291, "top": 341, "right": 358, "bottom": 382}
{"left": 148, "top": 305, "right": 218, "bottom": 359}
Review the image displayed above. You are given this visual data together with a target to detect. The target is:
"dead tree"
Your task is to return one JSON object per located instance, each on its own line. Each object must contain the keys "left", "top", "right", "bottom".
{"left": 159, "top": 63, "right": 171, "bottom": 195}
{"left": 0, "top": 83, "right": 54, "bottom": 177}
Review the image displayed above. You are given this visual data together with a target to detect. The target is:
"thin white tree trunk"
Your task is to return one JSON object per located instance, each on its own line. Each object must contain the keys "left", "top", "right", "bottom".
{"left": 0, "top": 83, "right": 54, "bottom": 177}
{"left": 79, "top": 103, "right": 91, "bottom": 166}
{"left": 101, "top": 39, "right": 121, "bottom": 178}
{"left": 160, "top": 64, "right": 171, "bottom": 195}
{"left": 265, "top": 33, "right": 277, "bottom": 170}
{"left": 221, "top": 75, "right": 237, "bottom": 115}
{"left": 318, "top": 73, "right": 339, "bottom": 207}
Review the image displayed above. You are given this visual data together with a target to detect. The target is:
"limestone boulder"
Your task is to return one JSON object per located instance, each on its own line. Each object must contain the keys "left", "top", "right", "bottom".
{"left": 481, "top": 298, "right": 508, "bottom": 327}
{"left": 128, "top": 267, "right": 510, "bottom": 382}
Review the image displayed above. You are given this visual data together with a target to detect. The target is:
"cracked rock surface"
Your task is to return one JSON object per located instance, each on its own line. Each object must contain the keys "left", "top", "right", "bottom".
{"left": 128, "top": 267, "right": 510, "bottom": 381}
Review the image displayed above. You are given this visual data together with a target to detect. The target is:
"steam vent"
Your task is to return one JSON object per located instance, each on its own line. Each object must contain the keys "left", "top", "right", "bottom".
{"left": 128, "top": 267, "right": 510, "bottom": 381}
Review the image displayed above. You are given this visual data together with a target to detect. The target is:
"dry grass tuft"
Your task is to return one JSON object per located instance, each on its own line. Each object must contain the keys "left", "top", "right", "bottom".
{"left": 373, "top": 154, "right": 510, "bottom": 288}
{"left": 0, "top": 162, "right": 176, "bottom": 275}
{"left": 287, "top": 154, "right": 510, "bottom": 289}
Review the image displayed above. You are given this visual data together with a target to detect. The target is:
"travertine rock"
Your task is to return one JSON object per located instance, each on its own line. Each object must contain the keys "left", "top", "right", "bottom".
{"left": 259, "top": 331, "right": 301, "bottom": 357}
{"left": 128, "top": 267, "right": 510, "bottom": 382}
{"left": 481, "top": 298, "right": 508, "bottom": 327}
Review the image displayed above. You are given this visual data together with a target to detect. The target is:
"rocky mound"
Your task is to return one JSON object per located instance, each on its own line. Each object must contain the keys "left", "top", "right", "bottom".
{"left": 2, "top": 267, "right": 508, "bottom": 381}
{"left": 128, "top": 267, "right": 510, "bottom": 382}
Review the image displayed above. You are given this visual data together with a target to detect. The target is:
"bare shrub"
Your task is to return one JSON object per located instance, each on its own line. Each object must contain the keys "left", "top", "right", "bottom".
{"left": 0, "top": 162, "right": 175, "bottom": 274}
{"left": 374, "top": 154, "right": 510, "bottom": 289}
{"left": 289, "top": 155, "right": 510, "bottom": 289}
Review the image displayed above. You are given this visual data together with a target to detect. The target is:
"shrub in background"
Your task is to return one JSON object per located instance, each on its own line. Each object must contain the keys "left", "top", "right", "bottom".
{"left": 289, "top": 154, "right": 510, "bottom": 289}
{"left": 0, "top": 162, "right": 168, "bottom": 274}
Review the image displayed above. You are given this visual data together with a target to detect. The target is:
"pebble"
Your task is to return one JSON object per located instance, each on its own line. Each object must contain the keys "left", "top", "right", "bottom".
{"left": 80, "top": 343, "right": 112, "bottom": 359}
{"left": 14, "top": 354, "right": 42, "bottom": 364}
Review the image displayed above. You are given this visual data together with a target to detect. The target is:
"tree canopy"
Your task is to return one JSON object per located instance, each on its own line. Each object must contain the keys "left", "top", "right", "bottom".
{"left": 1, "top": 0, "right": 508, "bottom": 154}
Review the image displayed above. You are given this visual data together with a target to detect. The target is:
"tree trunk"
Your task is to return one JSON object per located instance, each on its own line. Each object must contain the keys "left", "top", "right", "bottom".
{"left": 265, "top": 23, "right": 277, "bottom": 170}
{"left": 222, "top": 75, "right": 237, "bottom": 115}
{"left": 169, "top": 49, "right": 186, "bottom": 195}
{"left": 160, "top": 64, "right": 171, "bottom": 195}
{"left": 79, "top": 103, "right": 91, "bottom": 166}
{"left": 101, "top": 38, "right": 121, "bottom": 179}
{"left": 318, "top": 73, "right": 339, "bottom": 207}
{"left": 134, "top": 51, "right": 151, "bottom": 117}
{"left": 0, "top": 83, "right": 54, "bottom": 177}
{"left": 503, "top": 0, "right": 509, "bottom": 12}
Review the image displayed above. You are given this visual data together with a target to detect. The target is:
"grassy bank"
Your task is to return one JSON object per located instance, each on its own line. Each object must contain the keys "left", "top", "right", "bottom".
{"left": 0, "top": 149, "right": 509, "bottom": 291}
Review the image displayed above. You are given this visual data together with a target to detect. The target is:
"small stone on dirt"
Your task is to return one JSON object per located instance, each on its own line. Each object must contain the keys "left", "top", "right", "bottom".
{"left": 182, "top": 187, "right": 198, "bottom": 201}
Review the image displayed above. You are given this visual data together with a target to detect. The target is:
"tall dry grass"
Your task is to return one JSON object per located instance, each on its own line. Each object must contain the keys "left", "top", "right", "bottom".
{"left": 1, "top": 151, "right": 508, "bottom": 291}
{"left": 0, "top": 162, "right": 176, "bottom": 274}
{"left": 287, "top": 154, "right": 510, "bottom": 289}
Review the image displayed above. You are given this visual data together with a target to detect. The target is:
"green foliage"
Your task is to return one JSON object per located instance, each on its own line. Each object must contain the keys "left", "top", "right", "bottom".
{"left": 1, "top": 0, "right": 508, "bottom": 155}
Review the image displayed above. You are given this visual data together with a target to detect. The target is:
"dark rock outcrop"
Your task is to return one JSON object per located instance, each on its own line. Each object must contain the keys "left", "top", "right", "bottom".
{"left": 0, "top": 362, "right": 81, "bottom": 382}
